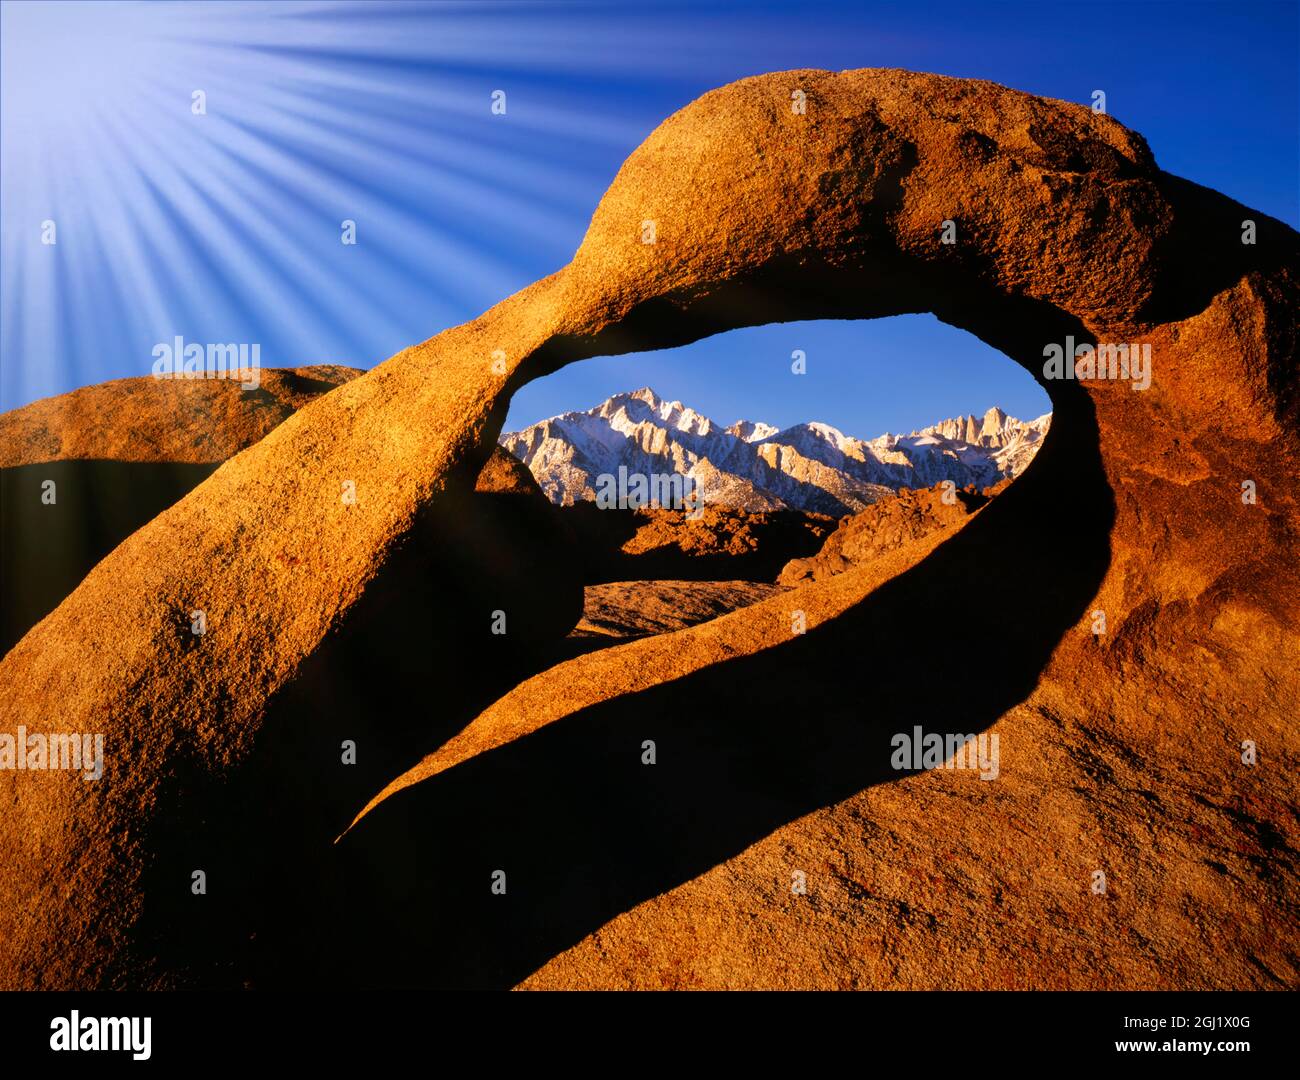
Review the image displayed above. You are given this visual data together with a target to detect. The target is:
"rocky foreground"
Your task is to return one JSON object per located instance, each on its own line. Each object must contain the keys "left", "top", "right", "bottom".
{"left": 778, "top": 481, "right": 1001, "bottom": 586}
{"left": 0, "top": 68, "right": 1296, "bottom": 990}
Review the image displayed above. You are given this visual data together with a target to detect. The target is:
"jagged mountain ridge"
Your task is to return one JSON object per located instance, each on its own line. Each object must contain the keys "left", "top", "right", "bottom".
{"left": 501, "top": 388, "right": 1051, "bottom": 515}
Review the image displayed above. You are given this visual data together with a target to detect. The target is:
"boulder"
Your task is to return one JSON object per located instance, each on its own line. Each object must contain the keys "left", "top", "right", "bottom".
{"left": 0, "top": 365, "right": 363, "bottom": 466}
{"left": 777, "top": 483, "right": 987, "bottom": 585}
{"left": 561, "top": 502, "right": 834, "bottom": 583}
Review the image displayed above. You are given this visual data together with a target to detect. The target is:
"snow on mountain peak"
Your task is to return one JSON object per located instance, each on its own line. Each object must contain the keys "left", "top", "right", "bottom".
{"left": 604, "top": 386, "right": 663, "bottom": 408}
{"left": 804, "top": 421, "right": 848, "bottom": 442}
{"left": 726, "top": 419, "right": 780, "bottom": 443}
{"left": 502, "top": 390, "right": 1051, "bottom": 515}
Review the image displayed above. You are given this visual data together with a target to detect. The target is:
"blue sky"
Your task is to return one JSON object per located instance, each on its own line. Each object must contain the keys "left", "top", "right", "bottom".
{"left": 2, "top": 0, "right": 1296, "bottom": 437}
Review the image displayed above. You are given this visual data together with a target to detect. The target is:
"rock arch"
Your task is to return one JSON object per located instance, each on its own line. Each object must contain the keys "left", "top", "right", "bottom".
{"left": 1, "top": 68, "right": 1295, "bottom": 988}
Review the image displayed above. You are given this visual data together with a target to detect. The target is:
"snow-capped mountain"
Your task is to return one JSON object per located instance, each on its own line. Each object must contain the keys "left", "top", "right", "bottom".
{"left": 501, "top": 387, "right": 1051, "bottom": 516}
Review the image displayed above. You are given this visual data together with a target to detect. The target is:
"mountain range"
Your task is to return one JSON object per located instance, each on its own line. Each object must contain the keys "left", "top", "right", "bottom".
{"left": 500, "top": 388, "right": 1051, "bottom": 515}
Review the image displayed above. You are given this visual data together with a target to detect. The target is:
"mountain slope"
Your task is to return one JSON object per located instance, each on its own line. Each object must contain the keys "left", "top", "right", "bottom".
{"left": 502, "top": 387, "right": 1050, "bottom": 515}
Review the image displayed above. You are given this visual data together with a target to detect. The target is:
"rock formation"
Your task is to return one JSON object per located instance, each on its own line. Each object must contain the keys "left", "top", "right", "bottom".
{"left": 0, "top": 68, "right": 1296, "bottom": 989}
{"left": 0, "top": 370, "right": 584, "bottom": 987}
{"left": 777, "top": 482, "right": 988, "bottom": 585}
{"left": 562, "top": 502, "right": 833, "bottom": 583}
{"left": 0, "top": 365, "right": 363, "bottom": 466}
{"left": 1, "top": 367, "right": 359, "bottom": 653}
{"left": 573, "top": 580, "right": 785, "bottom": 639}
{"left": 1, "top": 369, "right": 577, "bottom": 655}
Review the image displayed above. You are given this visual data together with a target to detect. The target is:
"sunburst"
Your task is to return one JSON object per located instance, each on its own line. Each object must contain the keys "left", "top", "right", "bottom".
{"left": 0, "top": 0, "right": 648, "bottom": 410}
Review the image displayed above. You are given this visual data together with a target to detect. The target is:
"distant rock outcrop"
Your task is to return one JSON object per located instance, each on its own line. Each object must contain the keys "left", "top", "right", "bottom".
{"left": 0, "top": 365, "right": 363, "bottom": 466}
{"left": 0, "top": 68, "right": 1295, "bottom": 991}
{"left": 777, "top": 482, "right": 989, "bottom": 586}
{"left": 562, "top": 502, "right": 834, "bottom": 583}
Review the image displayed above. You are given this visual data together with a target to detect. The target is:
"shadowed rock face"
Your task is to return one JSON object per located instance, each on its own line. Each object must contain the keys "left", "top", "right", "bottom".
{"left": 0, "top": 372, "right": 584, "bottom": 988}
{"left": 0, "top": 370, "right": 579, "bottom": 656}
{"left": 0, "top": 367, "right": 361, "bottom": 655}
{"left": 0, "top": 68, "right": 1296, "bottom": 989}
